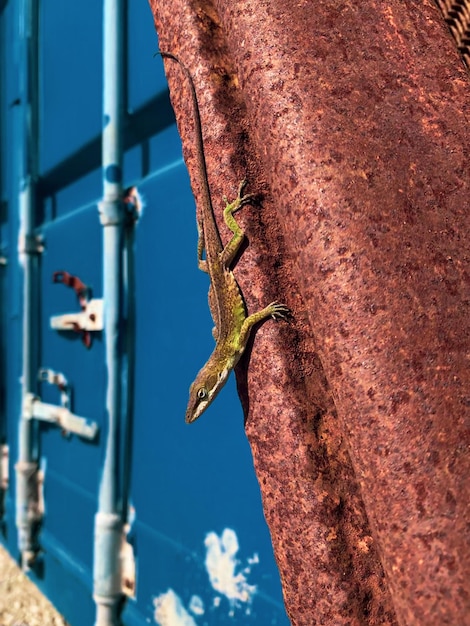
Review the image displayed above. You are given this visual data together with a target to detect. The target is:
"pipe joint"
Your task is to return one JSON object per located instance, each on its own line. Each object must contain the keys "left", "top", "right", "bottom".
{"left": 94, "top": 599, "right": 120, "bottom": 626}
{"left": 95, "top": 510, "right": 122, "bottom": 532}
{"left": 15, "top": 460, "right": 40, "bottom": 556}
{"left": 93, "top": 511, "right": 123, "bottom": 599}
{"left": 15, "top": 460, "right": 39, "bottom": 488}
{"left": 22, "top": 392, "right": 36, "bottom": 419}
{"left": 99, "top": 199, "right": 126, "bottom": 227}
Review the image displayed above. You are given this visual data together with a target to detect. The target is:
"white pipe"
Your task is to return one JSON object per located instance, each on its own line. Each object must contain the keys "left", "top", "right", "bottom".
{"left": 16, "top": 0, "right": 40, "bottom": 570}
{"left": 93, "top": 0, "right": 126, "bottom": 624}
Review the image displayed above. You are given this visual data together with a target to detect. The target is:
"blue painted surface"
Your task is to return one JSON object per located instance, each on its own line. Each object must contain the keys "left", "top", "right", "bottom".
{"left": 0, "top": 2, "right": 289, "bottom": 625}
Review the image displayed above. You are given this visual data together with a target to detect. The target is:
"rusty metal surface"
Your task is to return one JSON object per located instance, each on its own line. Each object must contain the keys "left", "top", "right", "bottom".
{"left": 149, "top": 1, "right": 470, "bottom": 625}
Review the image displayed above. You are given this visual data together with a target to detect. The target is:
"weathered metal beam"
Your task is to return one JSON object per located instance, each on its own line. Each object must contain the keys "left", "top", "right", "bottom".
{"left": 150, "top": 1, "right": 470, "bottom": 624}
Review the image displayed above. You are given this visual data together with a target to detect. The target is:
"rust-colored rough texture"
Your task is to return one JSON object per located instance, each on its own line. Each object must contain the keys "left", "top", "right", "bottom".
{"left": 149, "top": 1, "right": 470, "bottom": 625}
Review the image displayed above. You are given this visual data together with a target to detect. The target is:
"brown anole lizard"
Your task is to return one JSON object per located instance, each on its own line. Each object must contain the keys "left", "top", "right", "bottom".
{"left": 160, "top": 52, "right": 289, "bottom": 423}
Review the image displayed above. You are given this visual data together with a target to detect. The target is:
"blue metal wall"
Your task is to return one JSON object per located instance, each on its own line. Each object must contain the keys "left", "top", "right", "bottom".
{"left": 0, "top": 2, "right": 289, "bottom": 625}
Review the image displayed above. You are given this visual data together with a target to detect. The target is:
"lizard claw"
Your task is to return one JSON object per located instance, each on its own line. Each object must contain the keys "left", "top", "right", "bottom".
{"left": 267, "top": 302, "right": 291, "bottom": 320}
{"left": 237, "top": 179, "right": 249, "bottom": 197}
{"left": 224, "top": 180, "right": 255, "bottom": 212}
{"left": 236, "top": 179, "right": 256, "bottom": 206}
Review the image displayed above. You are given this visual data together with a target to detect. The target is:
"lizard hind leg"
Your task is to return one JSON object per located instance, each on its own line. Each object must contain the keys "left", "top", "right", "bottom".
{"left": 222, "top": 180, "right": 255, "bottom": 266}
{"left": 197, "top": 221, "right": 209, "bottom": 273}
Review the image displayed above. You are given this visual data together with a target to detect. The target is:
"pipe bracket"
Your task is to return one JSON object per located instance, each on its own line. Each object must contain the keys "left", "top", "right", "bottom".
{"left": 50, "top": 298, "right": 104, "bottom": 333}
{"left": 18, "top": 233, "right": 44, "bottom": 255}
{"left": 51, "top": 270, "right": 103, "bottom": 348}
{"left": 24, "top": 391, "right": 99, "bottom": 440}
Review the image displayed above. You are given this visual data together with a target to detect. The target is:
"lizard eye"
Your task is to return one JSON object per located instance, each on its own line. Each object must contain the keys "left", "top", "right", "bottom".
{"left": 197, "top": 387, "right": 208, "bottom": 400}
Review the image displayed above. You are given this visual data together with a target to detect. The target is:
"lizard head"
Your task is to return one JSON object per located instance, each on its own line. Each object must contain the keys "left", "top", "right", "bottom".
{"left": 185, "top": 366, "right": 230, "bottom": 424}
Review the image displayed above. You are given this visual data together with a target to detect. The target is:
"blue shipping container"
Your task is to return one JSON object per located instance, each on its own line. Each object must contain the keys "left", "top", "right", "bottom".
{"left": 0, "top": 1, "right": 290, "bottom": 625}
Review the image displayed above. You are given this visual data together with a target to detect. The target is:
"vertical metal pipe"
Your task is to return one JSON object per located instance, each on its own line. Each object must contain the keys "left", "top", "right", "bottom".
{"left": 93, "top": 0, "right": 125, "bottom": 624}
{"left": 16, "top": 0, "right": 40, "bottom": 570}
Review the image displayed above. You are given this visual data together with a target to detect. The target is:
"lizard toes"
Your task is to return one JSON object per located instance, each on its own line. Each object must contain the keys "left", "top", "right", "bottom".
{"left": 269, "top": 302, "right": 291, "bottom": 320}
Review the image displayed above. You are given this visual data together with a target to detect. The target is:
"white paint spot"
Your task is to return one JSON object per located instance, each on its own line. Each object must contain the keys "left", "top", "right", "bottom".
{"left": 153, "top": 589, "right": 197, "bottom": 626}
{"left": 247, "top": 554, "right": 260, "bottom": 565}
{"left": 188, "top": 595, "right": 204, "bottom": 616}
{"left": 204, "top": 528, "right": 258, "bottom": 613}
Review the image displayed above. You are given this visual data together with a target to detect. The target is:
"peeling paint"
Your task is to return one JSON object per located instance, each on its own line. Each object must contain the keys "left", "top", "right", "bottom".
{"left": 152, "top": 529, "right": 260, "bottom": 624}
{"left": 153, "top": 589, "right": 198, "bottom": 626}
{"left": 188, "top": 595, "right": 204, "bottom": 616}
{"left": 204, "top": 528, "right": 257, "bottom": 615}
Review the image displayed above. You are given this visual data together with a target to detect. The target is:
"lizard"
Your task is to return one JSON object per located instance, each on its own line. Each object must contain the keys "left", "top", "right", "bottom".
{"left": 159, "top": 52, "right": 289, "bottom": 424}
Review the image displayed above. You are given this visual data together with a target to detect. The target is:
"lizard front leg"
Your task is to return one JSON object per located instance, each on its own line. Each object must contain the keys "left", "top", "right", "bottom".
{"left": 238, "top": 302, "right": 290, "bottom": 352}
{"left": 221, "top": 180, "right": 255, "bottom": 267}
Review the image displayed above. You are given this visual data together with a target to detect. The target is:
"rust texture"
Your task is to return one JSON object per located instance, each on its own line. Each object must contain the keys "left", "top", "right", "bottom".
{"left": 149, "top": 1, "right": 470, "bottom": 625}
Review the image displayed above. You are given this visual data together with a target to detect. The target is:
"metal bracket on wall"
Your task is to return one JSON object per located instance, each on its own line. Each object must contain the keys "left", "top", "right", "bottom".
{"left": 23, "top": 368, "right": 99, "bottom": 440}
{"left": 18, "top": 233, "right": 44, "bottom": 255}
{"left": 50, "top": 271, "right": 103, "bottom": 348}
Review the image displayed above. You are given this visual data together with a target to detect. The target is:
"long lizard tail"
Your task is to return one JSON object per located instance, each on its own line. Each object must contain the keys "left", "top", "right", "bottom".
{"left": 156, "top": 51, "right": 222, "bottom": 246}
